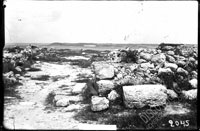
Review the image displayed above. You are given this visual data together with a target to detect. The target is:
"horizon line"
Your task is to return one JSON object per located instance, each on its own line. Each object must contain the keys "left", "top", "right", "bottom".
{"left": 5, "top": 42, "right": 197, "bottom": 45}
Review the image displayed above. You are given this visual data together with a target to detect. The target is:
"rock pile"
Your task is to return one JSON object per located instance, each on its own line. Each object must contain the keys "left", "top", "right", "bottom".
{"left": 89, "top": 43, "right": 197, "bottom": 111}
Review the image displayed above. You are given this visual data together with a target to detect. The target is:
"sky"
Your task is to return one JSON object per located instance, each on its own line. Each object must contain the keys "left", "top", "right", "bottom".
{"left": 5, "top": 1, "right": 198, "bottom": 44}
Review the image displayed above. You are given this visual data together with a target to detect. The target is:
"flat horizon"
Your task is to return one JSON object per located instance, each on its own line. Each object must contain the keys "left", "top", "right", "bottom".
{"left": 4, "top": 42, "right": 197, "bottom": 45}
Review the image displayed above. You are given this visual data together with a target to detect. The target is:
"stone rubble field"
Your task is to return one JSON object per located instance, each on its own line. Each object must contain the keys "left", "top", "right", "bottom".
{"left": 3, "top": 43, "right": 198, "bottom": 129}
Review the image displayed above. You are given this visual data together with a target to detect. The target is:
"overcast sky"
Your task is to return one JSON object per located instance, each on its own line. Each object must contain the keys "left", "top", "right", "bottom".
{"left": 5, "top": 1, "right": 198, "bottom": 44}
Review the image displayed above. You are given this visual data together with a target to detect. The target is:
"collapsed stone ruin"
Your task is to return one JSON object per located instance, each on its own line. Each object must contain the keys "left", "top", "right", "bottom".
{"left": 89, "top": 43, "right": 197, "bottom": 111}
{"left": 3, "top": 43, "right": 198, "bottom": 113}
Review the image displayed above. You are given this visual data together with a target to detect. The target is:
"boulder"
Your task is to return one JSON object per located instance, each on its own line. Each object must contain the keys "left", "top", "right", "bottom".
{"left": 166, "top": 55, "right": 176, "bottom": 63}
{"left": 140, "top": 62, "right": 154, "bottom": 70}
{"left": 139, "top": 52, "right": 152, "bottom": 61}
{"left": 182, "top": 89, "right": 197, "bottom": 100}
{"left": 176, "top": 56, "right": 186, "bottom": 61}
{"left": 176, "top": 60, "right": 186, "bottom": 67}
{"left": 72, "top": 83, "right": 87, "bottom": 94}
{"left": 137, "top": 59, "right": 147, "bottom": 64}
{"left": 55, "top": 98, "right": 70, "bottom": 107}
{"left": 157, "top": 50, "right": 162, "bottom": 54}
{"left": 151, "top": 53, "right": 166, "bottom": 64}
{"left": 93, "top": 63, "right": 115, "bottom": 79}
{"left": 190, "top": 71, "right": 197, "bottom": 79}
{"left": 164, "top": 62, "right": 178, "bottom": 71}
{"left": 188, "top": 57, "right": 196, "bottom": 63}
{"left": 176, "top": 67, "right": 188, "bottom": 76}
{"left": 15, "top": 66, "right": 22, "bottom": 72}
{"left": 166, "top": 51, "right": 175, "bottom": 55}
{"left": 166, "top": 89, "right": 178, "bottom": 99}
{"left": 123, "top": 84, "right": 167, "bottom": 108}
{"left": 158, "top": 68, "right": 173, "bottom": 76}
{"left": 129, "top": 64, "right": 138, "bottom": 71}
{"left": 91, "top": 96, "right": 109, "bottom": 111}
{"left": 97, "top": 80, "right": 115, "bottom": 95}
{"left": 107, "top": 90, "right": 120, "bottom": 101}
{"left": 189, "top": 79, "right": 197, "bottom": 89}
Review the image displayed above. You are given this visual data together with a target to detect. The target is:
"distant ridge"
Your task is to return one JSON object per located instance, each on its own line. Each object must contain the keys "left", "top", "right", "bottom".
{"left": 48, "top": 42, "right": 68, "bottom": 46}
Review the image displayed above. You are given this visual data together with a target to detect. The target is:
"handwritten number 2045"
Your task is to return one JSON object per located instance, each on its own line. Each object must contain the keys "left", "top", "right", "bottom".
{"left": 168, "top": 120, "right": 189, "bottom": 127}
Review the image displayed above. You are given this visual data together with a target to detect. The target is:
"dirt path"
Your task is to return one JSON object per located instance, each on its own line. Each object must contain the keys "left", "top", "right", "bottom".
{"left": 4, "top": 61, "right": 92, "bottom": 129}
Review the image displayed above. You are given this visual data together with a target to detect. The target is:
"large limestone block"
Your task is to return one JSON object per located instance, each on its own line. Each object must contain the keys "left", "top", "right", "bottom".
{"left": 123, "top": 84, "right": 167, "bottom": 108}
{"left": 93, "top": 63, "right": 115, "bottom": 79}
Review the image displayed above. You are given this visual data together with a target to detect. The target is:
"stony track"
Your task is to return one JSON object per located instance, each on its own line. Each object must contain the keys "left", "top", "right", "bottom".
{"left": 4, "top": 61, "right": 92, "bottom": 129}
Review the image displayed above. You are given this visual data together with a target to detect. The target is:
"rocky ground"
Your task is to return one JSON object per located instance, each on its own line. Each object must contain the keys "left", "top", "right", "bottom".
{"left": 3, "top": 43, "right": 198, "bottom": 130}
{"left": 4, "top": 61, "right": 93, "bottom": 129}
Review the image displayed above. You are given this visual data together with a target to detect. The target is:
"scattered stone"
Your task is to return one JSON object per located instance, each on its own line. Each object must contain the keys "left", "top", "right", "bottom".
{"left": 182, "top": 89, "right": 197, "bottom": 100}
{"left": 72, "top": 83, "right": 87, "bottom": 94}
{"left": 176, "top": 56, "right": 186, "bottom": 61}
{"left": 137, "top": 59, "right": 147, "bottom": 64}
{"left": 107, "top": 90, "right": 120, "bottom": 101}
{"left": 25, "top": 68, "right": 30, "bottom": 71}
{"left": 166, "top": 55, "right": 176, "bottom": 63}
{"left": 123, "top": 84, "right": 167, "bottom": 108}
{"left": 190, "top": 71, "right": 197, "bottom": 79}
{"left": 157, "top": 50, "right": 162, "bottom": 54}
{"left": 176, "top": 60, "right": 186, "bottom": 67}
{"left": 15, "top": 74, "right": 21, "bottom": 77}
{"left": 139, "top": 52, "right": 152, "bottom": 61}
{"left": 97, "top": 80, "right": 115, "bottom": 95}
{"left": 164, "top": 62, "right": 178, "bottom": 71}
{"left": 176, "top": 67, "right": 188, "bottom": 76}
{"left": 158, "top": 68, "right": 173, "bottom": 76}
{"left": 53, "top": 95, "right": 67, "bottom": 102}
{"left": 188, "top": 57, "right": 196, "bottom": 63}
{"left": 189, "top": 79, "right": 197, "bottom": 89}
{"left": 116, "top": 73, "right": 123, "bottom": 79}
{"left": 129, "top": 64, "right": 138, "bottom": 71}
{"left": 151, "top": 53, "right": 166, "bottom": 64}
{"left": 55, "top": 98, "right": 70, "bottom": 107}
{"left": 24, "top": 73, "right": 31, "bottom": 77}
{"left": 166, "top": 89, "right": 178, "bottom": 99}
{"left": 15, "top": 66, "right": 22, "bottom": 72}
{"left": 140, "top": 62, "right": 154, "bottom": 70}
{"left": 93, "top": 63, "right": 115, "bottom": 79}
{"left": 166, "top": 51, "right": 175, "bottom": 55}
{"left": 91, "top": 96, "right": 109, "bottom": 111}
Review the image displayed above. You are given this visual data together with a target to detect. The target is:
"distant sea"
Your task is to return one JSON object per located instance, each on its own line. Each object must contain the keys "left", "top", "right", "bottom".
{"left": 4, "top": 43, "right": 197, "bottom": 51}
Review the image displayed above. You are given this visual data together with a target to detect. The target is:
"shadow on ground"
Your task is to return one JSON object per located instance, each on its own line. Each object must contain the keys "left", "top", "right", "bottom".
{"left": 73, "top": 99, "right": 197, "bottom": 130}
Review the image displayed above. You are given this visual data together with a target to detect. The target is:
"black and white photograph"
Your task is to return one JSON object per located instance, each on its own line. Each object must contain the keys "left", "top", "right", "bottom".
{"left": 2, "top": 0, "right": 198, "bottom": 130}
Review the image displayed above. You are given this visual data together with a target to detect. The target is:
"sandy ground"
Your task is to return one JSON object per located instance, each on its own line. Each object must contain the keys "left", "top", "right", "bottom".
{"left": 3, "top": 61, "right": 93, "bottom": 130}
